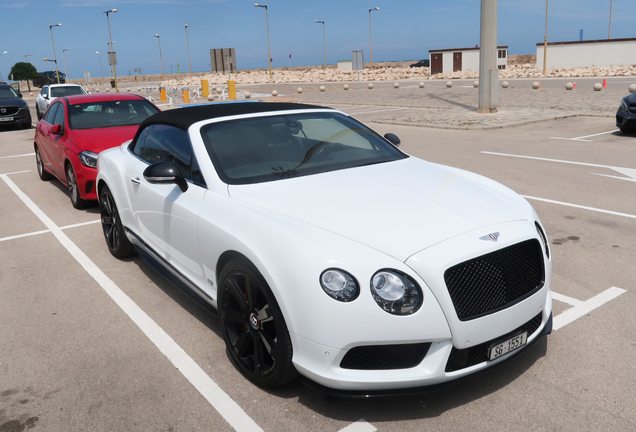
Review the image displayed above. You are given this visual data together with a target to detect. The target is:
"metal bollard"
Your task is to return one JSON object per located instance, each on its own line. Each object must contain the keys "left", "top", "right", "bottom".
{"left": 201, "top": 80, "right": 209, "bottom": 98}
{"left": 228, "top": 80, "right": 237, "bottom": 100}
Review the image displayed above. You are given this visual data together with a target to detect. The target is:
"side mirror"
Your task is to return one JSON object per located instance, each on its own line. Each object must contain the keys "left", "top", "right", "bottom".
{"left": 18, "top": 92, "right": 23, "bottom": 98}
{"left": 143, "top": 161, "right": 189, "bottom": 193}
{"left": 50, "top": 124, "right": 63, "bottom": 135}
{"left": 384, "top": 133, "right": 401, "bottom": 147}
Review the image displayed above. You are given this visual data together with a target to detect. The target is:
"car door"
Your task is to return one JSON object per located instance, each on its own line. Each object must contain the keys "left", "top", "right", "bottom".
{"left": 37, "top": 86, "right": 49, "bottom": 116}
{"left": 47, "top": 102, "right": 70, "bottom": 180}
{"left": 126, "top": 123, "right": 207, "bottom": 289}
{"left": 36, "top": 102, "right": 62, "bottom": 178}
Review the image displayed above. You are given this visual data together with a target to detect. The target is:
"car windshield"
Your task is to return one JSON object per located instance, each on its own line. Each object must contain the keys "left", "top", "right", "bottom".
{"left": 0, "top": 86, "right": 19, "bottom": 99}
{"left": 50, "top": 86, "right": 86, "bottom": 97}
{"left": 68, "top": 99, "right": 160, "bottom": 130}
{"left": 201, "top": 111, "right": 407, "bottom": 185}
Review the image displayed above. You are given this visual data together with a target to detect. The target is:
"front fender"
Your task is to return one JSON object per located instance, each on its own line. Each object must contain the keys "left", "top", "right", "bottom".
{"left": 197, "top": 192, "right": 451, "bottom": 351}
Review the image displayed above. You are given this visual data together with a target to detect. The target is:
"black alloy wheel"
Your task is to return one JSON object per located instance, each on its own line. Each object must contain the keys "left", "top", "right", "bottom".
{"left": 99, "top": 186, "right": 133, "bottom": 258}
{"left": 35, "top": 145, "right": 53, "bottom": 181}
{"left": 66, "top": 163, "right": 88, "bottom": 209}
{"left": 219, "top": 259, "right": 296, "bottom": 388}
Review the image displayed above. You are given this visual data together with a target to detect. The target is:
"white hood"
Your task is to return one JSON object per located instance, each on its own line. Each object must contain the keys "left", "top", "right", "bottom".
{"left": 228, "top": 157, "right": 533, "bottom": 262}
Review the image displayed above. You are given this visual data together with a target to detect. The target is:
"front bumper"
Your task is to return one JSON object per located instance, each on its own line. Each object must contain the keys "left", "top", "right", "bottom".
{"left": 72, "top": 160, "right": 98, "bottom": 200}
{"left": 298, "top": 312, "right": 552, "bottom": 397}
{"left": 616, "top": 106, "right": 636, "bottom": 130}
{"left": 0, "top": 106, "right": 31, "bottom": 127}
{"left": 291, "top": 300, "right": 552, "bottom": 394}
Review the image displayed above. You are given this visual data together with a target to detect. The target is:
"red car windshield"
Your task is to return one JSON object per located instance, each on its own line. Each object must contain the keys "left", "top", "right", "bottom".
{"left": 68, "top": 100, "right": 159, "bottom": 130}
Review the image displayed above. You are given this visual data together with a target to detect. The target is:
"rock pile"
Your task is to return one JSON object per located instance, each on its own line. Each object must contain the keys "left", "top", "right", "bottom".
{"left": 159, "top": 64, "right": 635, "bottom": 87}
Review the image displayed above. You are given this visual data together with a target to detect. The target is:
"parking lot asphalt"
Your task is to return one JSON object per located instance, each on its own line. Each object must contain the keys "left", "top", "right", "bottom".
{"left": 1, "top": 86, "right": 635, "bottom": 431}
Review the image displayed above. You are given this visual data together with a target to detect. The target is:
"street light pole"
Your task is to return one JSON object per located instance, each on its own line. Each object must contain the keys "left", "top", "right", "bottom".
{"left": 104, "top": 9, "right": 118, "bottom": 92}
{"left": 543, "top": 0, "right": 549, "bottom": 75}
{"left": 608, "top": 0, "right": 613, "bottom": 39}
{"left": 62, "top": 48, "right": 70, "bottom": 81}
{"left": 107, "top": 42, "right": 115, "bottom": 78}
{"left": 185, "top": 24, "right": 192, "bottom": 75}
{"left": 155, "top": 34, "right": 165, "bottom": 78}
{"left": 477, "top": 0, "right": 499, "bottom": 114}
{"left": 25, "top": 54, "right": 32, "bottom": 63}
{"left": 0, "top": 51, "right": 7, "bottom": 82}
{"left": 316, "top": 20, "right": 327, "bottom": 70}
{"left": 49, "top": 23, "right": 62, "bottom": 84}
{"left": 96, "top": 51, "right": 104, "bottom": 86}
{"left": 369, "top": 7, "right": 379, "bottom": 69}
{"left": 254, "top": 3, "right": 272, "bottom": 80}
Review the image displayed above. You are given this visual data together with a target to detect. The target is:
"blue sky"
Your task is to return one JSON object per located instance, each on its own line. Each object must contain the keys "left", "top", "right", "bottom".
{"left": 0, "top": 0, "right": 634, "bottom": 80}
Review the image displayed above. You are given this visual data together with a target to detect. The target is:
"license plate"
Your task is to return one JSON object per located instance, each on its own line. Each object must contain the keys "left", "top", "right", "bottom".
{"left": 0, "top": 117, "right": 14, "bottom": 122}
{"left": 488, "top": 331, "right": 527, "bottom": 361}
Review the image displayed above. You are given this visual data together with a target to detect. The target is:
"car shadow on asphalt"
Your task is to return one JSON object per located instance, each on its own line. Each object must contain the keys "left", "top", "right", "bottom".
{"left": 268, "top": 336, "right": 548, "bottom": 420}
{"left": 131, "top": 254, "right": 221, "bottom": 336}
{"left": 45, "top": 180, "right": 101, "bottom": 214}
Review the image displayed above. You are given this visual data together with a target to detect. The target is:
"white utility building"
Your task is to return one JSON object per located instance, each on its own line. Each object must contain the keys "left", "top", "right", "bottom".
{"left": 428, "top": 46, "right": 508, "bottom": 75}
{"left": 536, "top": 37, "right": 636, "bottom": 68}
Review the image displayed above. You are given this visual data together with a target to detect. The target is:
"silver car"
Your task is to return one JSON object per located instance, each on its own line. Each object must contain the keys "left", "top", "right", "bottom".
{"left": 35, "top": 84, "right": 87, "bottom": 120}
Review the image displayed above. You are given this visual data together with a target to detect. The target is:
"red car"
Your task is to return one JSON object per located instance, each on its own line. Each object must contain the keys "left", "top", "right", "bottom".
{"left": 34, "top": 93, "right": 160, "bottom": 208}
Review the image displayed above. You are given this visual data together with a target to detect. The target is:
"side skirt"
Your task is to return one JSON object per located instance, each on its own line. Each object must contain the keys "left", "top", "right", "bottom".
{"left": 125, "top": 227, "right": 218, "bottom": 317}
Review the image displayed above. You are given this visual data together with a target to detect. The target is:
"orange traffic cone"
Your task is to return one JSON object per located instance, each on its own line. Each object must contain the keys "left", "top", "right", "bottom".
{"left": 573, "top": 79, "right": 577, "bottom": 88}
{"left": 602, "top": 78, "right": 608, "bottom": 87}
{"left": 538, "top": 80, "right": 541, "bottom": 89}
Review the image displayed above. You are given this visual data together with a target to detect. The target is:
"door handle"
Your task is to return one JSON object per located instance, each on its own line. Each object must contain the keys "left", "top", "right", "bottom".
{"left": 131, "top": 177, "right": 141, "bottom": 185}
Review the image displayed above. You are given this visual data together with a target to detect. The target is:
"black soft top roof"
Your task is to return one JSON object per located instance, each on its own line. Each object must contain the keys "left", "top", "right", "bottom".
{"left": 139, "top": 101, "right": 331, "bottom": 132}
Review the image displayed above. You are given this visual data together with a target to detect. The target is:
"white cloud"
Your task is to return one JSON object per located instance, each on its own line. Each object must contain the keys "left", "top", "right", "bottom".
{"left": 1, "top": 2, "right": 28, "bottom": 7}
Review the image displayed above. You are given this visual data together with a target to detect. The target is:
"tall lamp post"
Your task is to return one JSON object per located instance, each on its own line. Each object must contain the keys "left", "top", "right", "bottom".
{"left": 254, "top": 3, "right": 272, "bottom": 80}
{"left": 315, "top": 20, "right": 327, "bottom": 70}
{"left": 185, "top": 24, "right": 192, "bottom": 75}
{"left": 542, "top": 0, "right": 549, "bottom": 75}
{"left": 155, "top": 34, "right": 165, "bottom": 78}
{"left": 62, "top": 48, "right": 70, "bottom": 81}
{"left": 25, "top": 53, "right": 32, "bottom": 63}
{"left": 104, "top": 9, "right": 118, "bottom": 92}
{"left": 96, "top": 51, "right": 104, "bottom": 86}
{"left": 49, "top": 23, "right": 62, "bottom": 84}
{"left": 107, "top": 41, "right": 115, "bottom": 78}
{"left": 368, "top": 7, "right": 379, "bottom": 69}
{"left": 608, "top": 0, "right": 613, "bottom": 39}
{"left": 0, "top": 51, "right": 7, "bottom": 82}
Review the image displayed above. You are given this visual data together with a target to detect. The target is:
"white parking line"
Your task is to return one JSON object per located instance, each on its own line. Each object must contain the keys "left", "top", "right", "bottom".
{"left": 0, "top": 153, "right": 35, "bottom": 159}
{"left": 338, "top": 419, "right": 377, "bottom": 432}
{"left": 0, "top": 173, "right": 263, "bottom": 432}
{"left": 0, "top": 220, "right": 101, "bottom": 243}
{"left": 549, "top": 129, "right": 618, "bottom": 141}
{"left": 482, "top": 152, "right": 636, "bottom": 183}
{"left": 523, "top": 196, "right": 636, "bottom": 220}
{"left": 551, "top": 292, "right": 583, "bottom": 307}
{"left": 553, "top": 287, "right": 626, "bottom": 331}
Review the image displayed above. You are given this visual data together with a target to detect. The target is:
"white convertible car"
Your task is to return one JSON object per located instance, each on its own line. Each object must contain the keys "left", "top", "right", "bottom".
{"left": 96, "top": 102, "right": 552, "bottom": 395}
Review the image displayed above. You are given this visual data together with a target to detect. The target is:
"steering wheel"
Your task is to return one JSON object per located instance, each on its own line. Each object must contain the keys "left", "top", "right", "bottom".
{"left": 125, "top": 115, "right": 142, "bottom": 124}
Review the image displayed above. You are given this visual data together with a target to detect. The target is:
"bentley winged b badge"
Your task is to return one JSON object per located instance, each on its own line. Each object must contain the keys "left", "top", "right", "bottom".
{"left": 479, "top": 232, "right": 500, "bottom": 242}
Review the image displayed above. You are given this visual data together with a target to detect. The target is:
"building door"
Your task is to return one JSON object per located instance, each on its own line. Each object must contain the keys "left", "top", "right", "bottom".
{"left": 431, "top": 53, "right": 443, "bottom": 75}
{"left": 453, "top": 52, "right": 462, "bottom": 72}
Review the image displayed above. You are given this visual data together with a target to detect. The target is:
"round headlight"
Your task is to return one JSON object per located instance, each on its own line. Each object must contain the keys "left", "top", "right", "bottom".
{"left": 371, "top": 270, "right": 422, "bottom": 315}
{"left": 320, "top": 269, "right": 359, "bottom": 302}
